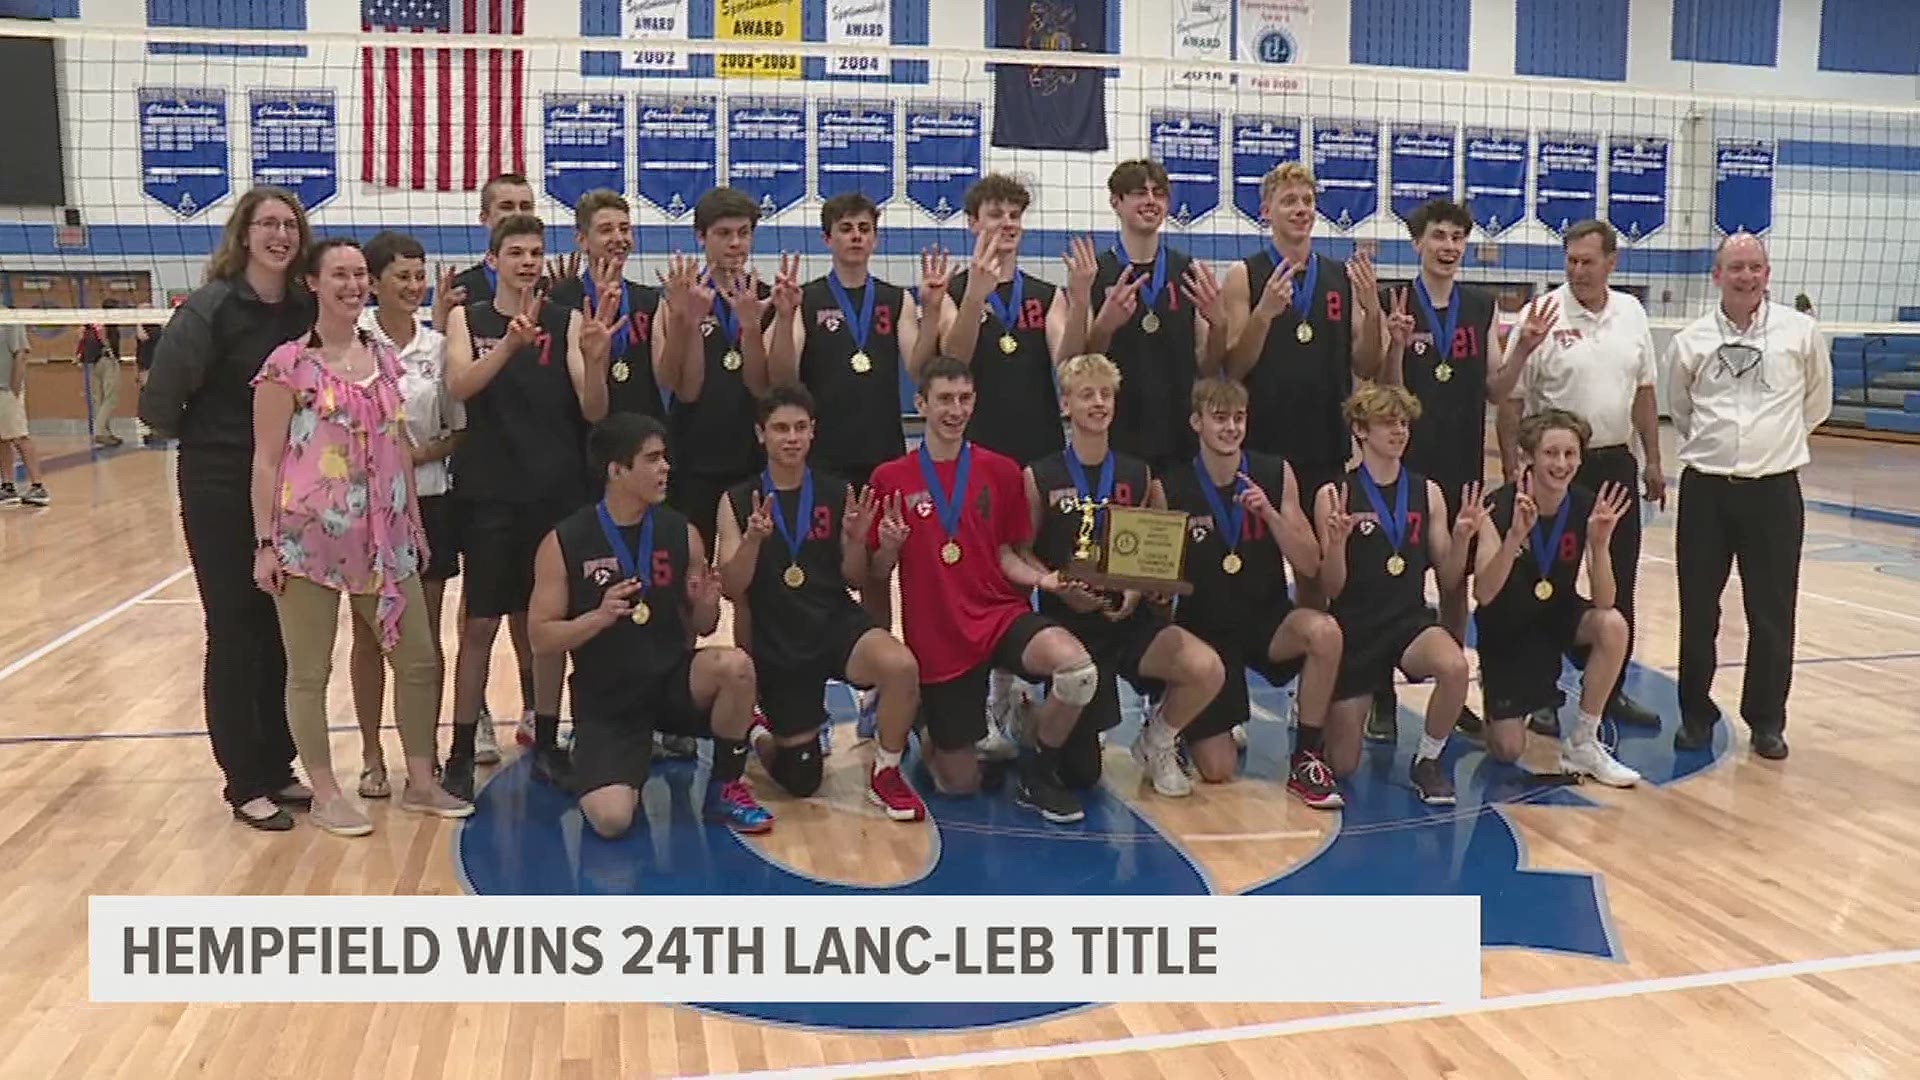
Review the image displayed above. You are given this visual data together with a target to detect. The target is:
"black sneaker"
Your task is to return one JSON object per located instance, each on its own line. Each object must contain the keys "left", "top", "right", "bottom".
{"left": 1410, "top": 755, "right": 1455, "bottom": 806}
{"left": 1015, "top": 760, "right": 1084, "bottom": 824}
{"left": 1455, "top": 705, "right": 1484, "bottom": 738}
{"left": 531, "top": 744, "right": 575, "bottom": 790}
{"left": 1674, "top": 714, "right": 1717, "bottom": 752}
{"left": 19, "top": 484, "right": 49, "bottom": 508}
{"left": 1606, "top": 692, "right": 1661, "bottom": 729}
{"left": 1751, "top": 731, "right": 1789, "bottom": 760}
{"left": 1364, "top": 689, "right": 1398, "bottom": 743}
{"left": 441, "top": 751, "right": 476, "bottom": 802}
{"left": 0, "top": 483, "right": 16, "bottom": 505}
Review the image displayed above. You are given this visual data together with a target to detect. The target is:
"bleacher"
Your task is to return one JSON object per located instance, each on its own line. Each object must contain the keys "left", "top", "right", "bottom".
{"left": 1830, "top": 328, "right": 1920, "bottom": 436}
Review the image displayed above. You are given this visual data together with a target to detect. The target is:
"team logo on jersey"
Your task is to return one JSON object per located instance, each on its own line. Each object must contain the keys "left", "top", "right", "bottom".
{"left": 1189, "top": 517, "right": 1213, "bottom": 542}
{"left": 910, "top": 492, "right": 934, "bottom": 518}
{"left": 1048, "top": 488, "right": 1079, "bottom": 514}
{"left": 1358, "top": 519, "right": 1377, "bottom": 535}
{"left": 1553, "top": 328, "right": 1583, "bottom": 347}
{"left": 1412, "top": 333, "right": 1434, "bottom": 355}
{"left": 700, "top": 316, "right": 717, "bottom": 336}
{"left": 817, "top": 310, "right": 844, "bottom": 333}
{"left": 583, "top": 557, "right": 620, "bottom": 586}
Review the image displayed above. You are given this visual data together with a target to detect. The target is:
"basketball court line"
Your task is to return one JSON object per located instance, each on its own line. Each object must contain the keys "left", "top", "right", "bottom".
{"left": 695, "top": 947, "right": 1920, "bottom": 1080}
{"left": 0, "top": 567, "right": 190, "bottom": 685}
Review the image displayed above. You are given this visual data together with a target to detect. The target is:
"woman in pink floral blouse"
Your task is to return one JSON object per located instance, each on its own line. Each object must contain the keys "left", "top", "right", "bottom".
{"left": 249, "top": 237, "right": 473, "bottom": 835}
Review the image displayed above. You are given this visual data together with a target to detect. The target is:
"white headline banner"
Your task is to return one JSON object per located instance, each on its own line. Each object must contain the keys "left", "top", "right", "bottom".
{"left": 92, "top": 895, "right": 1482, "bottom": 1004}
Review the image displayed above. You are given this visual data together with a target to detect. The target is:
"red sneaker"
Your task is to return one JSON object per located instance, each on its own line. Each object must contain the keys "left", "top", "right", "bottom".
{"left": 867, "top": 765, "right": 927, "bottom": 822}
{"left": 1287, "top": 750, "right": 1345, "bottom": 810}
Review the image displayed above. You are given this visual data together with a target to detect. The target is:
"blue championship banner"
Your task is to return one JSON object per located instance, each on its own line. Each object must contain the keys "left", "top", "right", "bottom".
{"left": 636, "top": 95, "right": 717, "bottom": 219}
{"left": 1388, "top": 125, "right": 1457, "bottom": 225}
{"left": 727, "top": 97, "right": 808, "bottom": 218}
{"left": 1534, "top": 132, "right": 1598, "bottom": 237}
{"left": 1231, "top": 114, "right": 1302, "bottom": 227}
{"left": 1714, "top": 139, "right": 1774, "bottom": 236}
{"left": 1607, "top": 137, "right": 1669, "bottom": 243}
{"left": 1149, "top": 110, "right": 1222, "bottom": 227}
{"left": 904, "top": 102, "right": 981, "bottom": 221}
{"left": 816, "top": 100, "right": 896, "bottom": 205}
{"left": 140, "top": 88, "right": 230, "bottom": 219}
{"left": 1462, "top": 128, "right": 1526, "bottom": 237}
{"left": 541, "top": 94, "right": 626, "bottom": 213}
{"left": 1312, "top": 120, "right": 1380, "bottom": 230}
{"left": 249, "top": 91, "right": 336, "bottom": 212}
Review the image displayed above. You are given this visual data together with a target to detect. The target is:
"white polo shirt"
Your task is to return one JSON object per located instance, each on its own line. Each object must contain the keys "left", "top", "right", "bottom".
{"left": 1665, "top": 300, "right": 1832, "bottom": 478}
{"left": 1511, "top": 283, "right": 1657, "bottom": 448}
{"left": 360, "top": 307, "right": 463, "bottom": 497}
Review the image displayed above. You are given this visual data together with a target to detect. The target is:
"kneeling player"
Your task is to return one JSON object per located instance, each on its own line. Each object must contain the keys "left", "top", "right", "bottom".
{"left": 1163, "top": 378, "right": 1347, "bottom": 803}
{"left": 1471, "top": 410, "right": 1639, "bottom": 786}
{"left": 867, "top": 356, "right": 1100, "bottom": 824}
{"left": 1316, "top": 384, "right": 1483, "bottom": 806}
{"left": 1023, "top": 355, "right": 1225, "bottom": 798}
{"left": 528, "top": 414, "right": 772, "bottom": 839}
{"left": 715, "top": 385, "right": 928, "bottom": 820}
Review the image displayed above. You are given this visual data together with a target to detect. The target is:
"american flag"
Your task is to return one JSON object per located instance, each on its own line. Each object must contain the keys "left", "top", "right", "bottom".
{"left": 360, "top": 0, "right": 526, "bottom": 192}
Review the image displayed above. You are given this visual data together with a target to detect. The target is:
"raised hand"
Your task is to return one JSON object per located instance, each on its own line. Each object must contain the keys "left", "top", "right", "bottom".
{"left": 1063, "top": 236, "right": 1100, "bottom": 300}
{"left": 1180, "top": 260, "right": 1226, "bottom": 328}
{"left": 1253, "top": 256, "right": 1297, "bottom": 319}
{"left": 1347, "top": 249, "right": 1381, "bottom": 312}
{"left": 919, "top": 245, "right": 953, "bottom": 309}
{"left": 1235, "top": 471, "right": 1274, "bottom": 521}
{"left": 1322, "top": 481, "right": 1362, "bottom": 546}
{"left": 577, "top": 269, "right": 623, "bottom": 362}
{"left": 1588, "top": 480, "right": 1634, "bottom": 546}
{"left": 964, "top": 229, "right": 1003, "bottom": 301}
{"left": 657, "top": 254, "right": 710, "bottom": 314}
{"left": 1385, "top": 286, "right": 1415, "bottom": 350}
{"left": 1453, "top": 482, "right": 1488, "bottom": 540}
{"left": 771, "top": 252, "right": 803, "bottom": 318}
{"left": 594, "top": 578, "right": 641, "bottom": 624}
{"left": 720, "top": 269, "right": 768, "bottom": 324}
{"left": 431, "top": 263, "right": 466, "bottom": 329}
{"left": 841, "top": 484, "right": 879, "bottom": 545}
{"left": 545, "top": 251, "right": 584, "bottom": 286}
{"left": 1093, "top": 267, "right": 1145, "bottom": 333}
{"left": 503, "top": 284, "right": 544, "bottom": 350}
{"left": 745, "top": 489, "right": 775, "bottom": 541}
{"left": 876, "top": 491, "right": 911, "bottom": 553}
{"left": 1514, "top": 294, "right": 1560, "bottom": 359}
{"left": 686, "top": 564, "right": 720, "bottom": 607}
{"left": 1509, "top": 471, "right": 1539, "bottom": 545}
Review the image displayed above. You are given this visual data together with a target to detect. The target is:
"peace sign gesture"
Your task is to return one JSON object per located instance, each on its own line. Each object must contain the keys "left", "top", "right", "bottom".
{"left": 431, "top": 263, "right": 467, "bottom": 329}
{"left": 841, "top": 484, "right": 880, "bottom": 545}
{"left": 1514, "top": 294, "right": 1561, "bottom": 359}
{"left": 1587, "top": 480, "right": 1634, "bottom": 546}
{"left": 1508, "top": 470, "right": 1539, "bottom": 545}
{"left": 744, "top": 489, "right": 775, "bottom": 541}
{"left": 876, "top": 491, "right": 911, "bottom": 553}
{"left": 1385, "top": 286, "right": 1415, "bottom": 350}
{"left": 1092, "top": 266, "right": 1147, "bottom": 334}
{"left": 770, "top": 252, "right": 804, "bottom": 319}
{"left": 1322, "top": 480, "right": 1363, "bottom": 546}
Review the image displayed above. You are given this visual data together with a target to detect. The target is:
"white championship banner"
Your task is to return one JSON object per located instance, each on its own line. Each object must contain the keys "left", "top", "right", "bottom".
{"left": 92, "top": 895, "right": 1482, "bottom": 1004}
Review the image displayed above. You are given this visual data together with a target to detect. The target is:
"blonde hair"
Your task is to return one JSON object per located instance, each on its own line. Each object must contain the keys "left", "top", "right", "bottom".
{"left": 1190, "top": 376, "right": 1248, "bottom": 415}
{"left": 1343, "top": 381, "right": 1423, "bottom": 428}
{"left": 205, "top": 186, "right": 312, "bottom": 285}
{"left": 1057, "top": 353, "right": 1121, "bottom": 393}
{"left": 1260, "top": 162, "right": 1318, "bottom": 205}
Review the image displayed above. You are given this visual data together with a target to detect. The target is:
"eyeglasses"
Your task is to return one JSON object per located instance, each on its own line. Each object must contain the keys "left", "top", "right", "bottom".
{"left": 251, "top": 218, "right": 300, "bottom": 234}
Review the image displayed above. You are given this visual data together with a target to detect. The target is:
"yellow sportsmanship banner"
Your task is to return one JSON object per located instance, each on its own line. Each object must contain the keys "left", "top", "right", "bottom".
{"left": 715, "top": 0, "right": 802, "bottom": 80}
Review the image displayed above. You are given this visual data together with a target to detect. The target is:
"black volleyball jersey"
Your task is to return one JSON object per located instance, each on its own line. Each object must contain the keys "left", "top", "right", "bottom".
{"left": 450, "top": 263, "right": 494, "bottom": 306}
{"left": 1092, "top": 245, "right": 1199, "bottom": 467}
{"left": 672, "top": 282, "right": 772, "bottom": 478}
{"left": 1475, "top": 483, "right": 1594, "bottom": 633}
{"left": 1391, "top": 281, "right": 1496, "bottom": 489}
{"left": 453, "top": 298, "right": 589, "bottom": 505}
{"left": 548, "top": 275, "right": 665, "bottom": 422}
{"left": 723, "top": 470, "right": 865, "bottom": 668}
{"left": 1242, "top": 249, "right": 1355, "bottom": 469}
{"left": 1161, "top": 451, "right": 1294, "bottom": 643}
{"left": 1330, "top": 465, "right": 1434, "bottom": 635}
{"left": 1028, "top": 446, "right": 1153, "bottom": 638}
{"left": 798, "top": 275, "right": 908, "bottom": 474}
{"left": 554, "top": 502, "right": 693, "bottom": 720}
{"left": 951, "top": 269, "right": 1060, "bottom": 466}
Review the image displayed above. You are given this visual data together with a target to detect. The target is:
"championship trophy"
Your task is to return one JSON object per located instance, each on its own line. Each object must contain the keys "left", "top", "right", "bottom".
{"left": 1064, "top": 497, "right": 1193, "bottom": 596}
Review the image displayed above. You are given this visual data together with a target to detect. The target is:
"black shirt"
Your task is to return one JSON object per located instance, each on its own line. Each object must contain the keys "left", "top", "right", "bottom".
{"left": 555, "top": 502, "right": 693, "bottom": 721}
{"left": 1162, "top": 450, "right": 1294, "bottom": 644}
{"left": 451, "top": 263, "right": 495, "bottom": 307}
{"left": 1242, "top": 250, "right": 1355, "bottom": 469}
{"left": 1093, "top": 245, "right": 1199, "bottom": 469}
{"left": 139, "top": 276, "right": 314, "bottom": 452}
{"left": 549, "top": 275, "right": 665, "bottom": 422}
{"left": 798, "top": 275, "right": 908, "bottom": 474}
{"left": 1330, "top": 464, "right": 1434, "bottom": 637}
{"left": 1475, "top": 483, "right": 1594, "bottom": 635}
{"left": 452, "top": 298, "right": 589, "bottom": 506}
{"left": 723, "top": 470, "right": 865, "bottom": 668}
{"left": 951, "top": 269, "right": 1060, "bottom": 466}
{"left": 671, "top": 284, "right": 772, "bottom": 479}
{"left": 1390, "top": 282, "right": 1496, "bottom": 490}
{"left": 1028, "top": 446, "right": 1153, "bottom": 642}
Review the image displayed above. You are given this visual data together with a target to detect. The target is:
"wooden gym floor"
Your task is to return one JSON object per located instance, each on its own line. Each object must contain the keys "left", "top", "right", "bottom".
{"left": 0, "top": 429, "right": 1916, "bottom": 1079}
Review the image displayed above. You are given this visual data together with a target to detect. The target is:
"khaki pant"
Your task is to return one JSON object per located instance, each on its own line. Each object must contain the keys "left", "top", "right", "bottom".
{"left": 87, "top": 359, "right": 119, "bottom": 435}
{"left": 274, "top": 574, "right": 441, "bottom": 779}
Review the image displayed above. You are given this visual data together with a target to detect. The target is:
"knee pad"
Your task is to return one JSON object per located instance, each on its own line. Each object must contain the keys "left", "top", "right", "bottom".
{"left": 768, "top": 739, "right": 824, "bottom": 797}
{"left": 1050, "top": 658, "right": 1099, "bottom": 707}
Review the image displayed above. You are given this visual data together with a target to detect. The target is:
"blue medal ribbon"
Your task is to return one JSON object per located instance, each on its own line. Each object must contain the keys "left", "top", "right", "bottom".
{"left": 706, "top": 278, "right": 741, "bottom": 350}
{"left": 1114, "top": 237, "right": 1169, "bottom": 318}
{"left": 915, "top": 442, "right": 973, "bottom": 546}
{"left": 824, "top": 273, "right": 876, "bottom": 354}
{"left": 1414, "top": 276, "right": 1461, "bottom": 362}
{"left": 595, "top": 502, "right": 655, "bottom": 604}
{"left": 1530, "top": 489, "right": 1573, "bottom": 586}
{"left": 1062, "top": 443, "right": 1116, "bottom": 531}
{"left": 584, "top": 271, "right": 633, "bottom": 355}
{"left": 1354, "top": 466, "right": 1409, "bottom": 558}
{"left": 761, "top": 468, "right": 815, "bottom": 569}
{"left": 1265, "top": 243, "right": 1320, "bottom": 322}
{"left": 1193, "top": 454, "right": 1249, "bottom": 555}
{"left": 983, "top": 273, "right": 1025, "bottom": 337}
{"left": 481, "top": 262, "right": 497, "bottom": 297}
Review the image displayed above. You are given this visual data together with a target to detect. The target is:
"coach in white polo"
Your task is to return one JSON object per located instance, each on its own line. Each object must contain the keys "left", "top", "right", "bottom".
{"left": 1665, "top": 232, "right": 1831, "bottom": 762}
{"left": 1501, "top": 219, "right": 1664, "bottom": 730}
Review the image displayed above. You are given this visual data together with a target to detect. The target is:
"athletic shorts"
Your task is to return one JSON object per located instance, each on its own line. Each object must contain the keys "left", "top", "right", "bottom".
{"left": 1334, "top": 607, "right": 1443, "bottom": 700}
{"left": 0, "top": 390, "right": 26, "bottom": 442}
{"left": 1183, "top": 608, "right": 1308, "bottom": 745}
{"left": 459, "top": 497, "right": 575, "bottom": 617}
{"left": 417, "top": 494, "right": 461, "bottom": 583}
{"left": 918, "top": 611, "right": 1055, "bottom": 752}
{"left": 1477, "top": 600, "right": 1593, "bottom": 722}
{"left": 569, "top": 651, "right": 715, "bottom": 796}
{"left": 1071, "top": 609, "right": 1173, "bottom": 735}
{"left": 758, "top": 608, "right": 880, "bottom": 738}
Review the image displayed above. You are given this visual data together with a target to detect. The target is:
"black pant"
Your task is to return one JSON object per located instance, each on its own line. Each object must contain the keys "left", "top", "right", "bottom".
{"left": 178, "top": 449, "right": 297, "bottom": 807}
{"left": 1575, "top": 445, "right": 1643, "bottom": 698}
{"left": 1675, "top": 467, "right": 1804, "bottom": 734}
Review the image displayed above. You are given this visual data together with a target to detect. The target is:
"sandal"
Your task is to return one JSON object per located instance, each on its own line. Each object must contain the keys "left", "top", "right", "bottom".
{"left": 358, "top": 767, "right": 391, "bottom": 799}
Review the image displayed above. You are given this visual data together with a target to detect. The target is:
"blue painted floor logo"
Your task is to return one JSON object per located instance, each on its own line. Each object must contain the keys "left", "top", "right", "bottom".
{"left": 459, "top": 665, "right": 1726, "bottom": 1032}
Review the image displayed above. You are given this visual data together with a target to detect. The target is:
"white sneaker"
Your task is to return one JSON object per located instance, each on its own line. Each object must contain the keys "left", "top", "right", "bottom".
{"left": 473, "top": 712, "right": 502, "bottom": 765}
{"left": 1231, "top": 724, "right": 1249, "bottom": 751}
{"left": 976, "top": 681, "right": 1022, "bottom": 762}
{"left": 1561, "top": 738, "right": 1639, "bottom": 788}
{"left": 1131, "top": 720, "right": 1193, "bottom": 798}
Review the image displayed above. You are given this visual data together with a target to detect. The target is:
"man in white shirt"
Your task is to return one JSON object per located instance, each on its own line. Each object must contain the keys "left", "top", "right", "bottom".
{"left": 1664, "top": 232, "right": 1832, "bottom": 761}
{"left": 1501, "top": 220, "right": 1665, "bottom": 731}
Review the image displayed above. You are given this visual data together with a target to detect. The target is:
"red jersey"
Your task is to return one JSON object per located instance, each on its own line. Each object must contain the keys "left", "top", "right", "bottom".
{"left": 868, "top": 444, "right": 1033, "bottom": 683}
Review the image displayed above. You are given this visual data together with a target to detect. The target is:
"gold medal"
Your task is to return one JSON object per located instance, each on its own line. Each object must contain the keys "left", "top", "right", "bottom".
{"left": 998, "top": 333, "right": 1019, "bottom": 355}
{"left": 611, "top": 360, "right": 630, "bottom": 383}
{"left": 1295, "top": 322, "right": 1315, "bottom": 344}
{"left": 1141, "top": 311, "right": 1161, "bottom": 334}
{"left": 783, "top": 564, "right": 806, "bottom": 589}
{"left": 722, "top": 349, "right": 743, "bottom": 371}
{"left": 1434, "top": 362, "right": 1454, "bottom": 383}
{"left": 630, "top": 601, "right": 652, "bottom": 625}
{"left": 1534, "top": 579, "right": 1554, "bottom": 602}
{"left": 850, "top": 350, "right": 872, "bottom": 374}
{"left": 1221, "top": 552, "right": 1243, "bottom": 575}
{"left": 940, "top": 540, "right": 962, "bottom": 565}
{"left": 1386, "top": 554, "right": 1407, "bottom": 577}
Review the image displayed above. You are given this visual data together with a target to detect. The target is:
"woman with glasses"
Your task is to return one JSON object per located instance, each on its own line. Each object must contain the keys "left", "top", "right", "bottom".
{"left": 141, "top": 186, "right": 318, "bottom": 831}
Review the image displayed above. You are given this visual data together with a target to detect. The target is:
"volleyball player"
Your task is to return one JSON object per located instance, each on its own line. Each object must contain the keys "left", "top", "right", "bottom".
{"left": 446, "top": 172, "right": 536, "bottom": 309}
{"left": 1376, "top": 198, "right": 1527, "bottom": 740}
{"left": 1162, "top": 377, "right": 1348, "bottom": 803}
{"left": 1023, "top": 355, "right": 1224, "bottom": 798}
{"left": 440, "top": 214, "right": 620, "bottom": 801}
{"left": 1316, "top": 383, "right": 1482, "bottom": 806}
{"left": 1087, "top": 160, "right": 1222, "bottom": 478}
{"left": 866, "top": 356, "right": 1100, "bottom": 824}
{"left": 715, "top": 385, "right": 927, "bottom": 820}
{"left": 548, "top": 189, "right": 665, "bottom": 424}
{"left": 1214, "top": 162, "right": 1384, "bottom": 518}
{"left": 528, "top": 413, "right": 772, "bottom": 838}
{"left": 1470, "top": 409, "right": 1640, "bottom": 786}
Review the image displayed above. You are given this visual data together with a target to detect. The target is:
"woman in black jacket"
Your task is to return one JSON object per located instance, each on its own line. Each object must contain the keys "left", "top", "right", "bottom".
{"left": 140, "top": 185, "right": 317, "bottom": 831}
